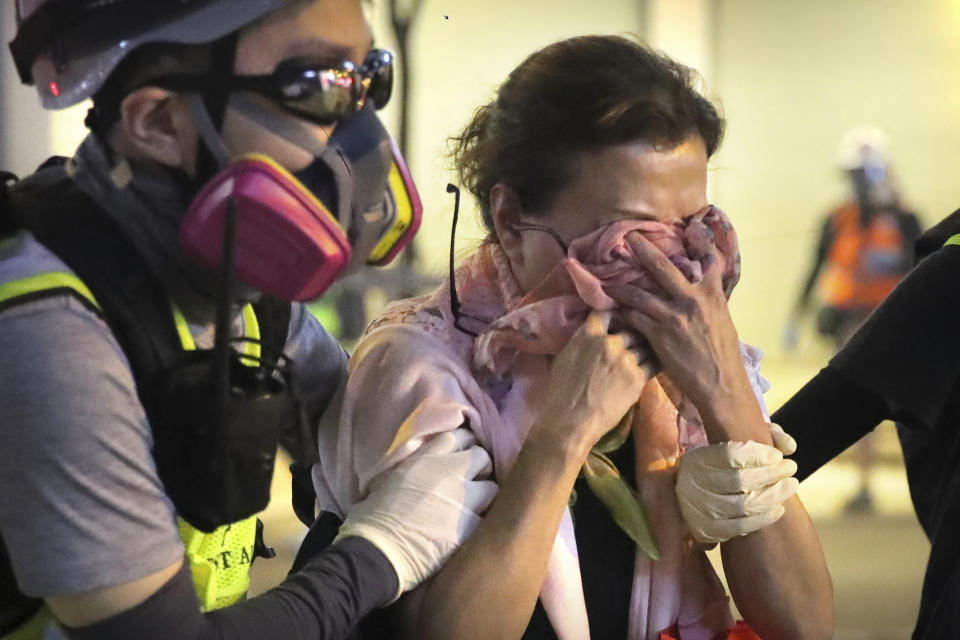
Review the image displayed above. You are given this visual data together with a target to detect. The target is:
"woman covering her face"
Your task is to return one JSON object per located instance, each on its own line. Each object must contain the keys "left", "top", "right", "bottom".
{"left": 313, "top": 35, "right": 833, "bottom": 640}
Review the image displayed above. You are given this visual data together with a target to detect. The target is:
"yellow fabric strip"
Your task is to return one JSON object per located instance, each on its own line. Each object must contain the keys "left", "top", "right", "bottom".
{"left": 169, "top": 301, "right": 197, "bottom": 351}
{"left": 169, "top": 301, "right": 260, "bottom": 363}
{"left": 0, "top": 272, "right": 99, "bottom": 309}
{"left": 240, "top": 303, "right": 261, "bottom": 366}
{"left": 944, "top": 234, "right": 960, "bottom": 248}
{"left": 1, "top": 605, "right": 54, "bottom": 640}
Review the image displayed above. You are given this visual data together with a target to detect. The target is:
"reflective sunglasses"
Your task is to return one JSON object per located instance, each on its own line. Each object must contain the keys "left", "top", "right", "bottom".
{"left": 147, "top": 48, "right": 393, "bottom": 125}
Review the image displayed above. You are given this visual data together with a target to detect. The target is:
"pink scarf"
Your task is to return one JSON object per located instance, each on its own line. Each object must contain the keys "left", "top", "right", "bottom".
{"left": 472, "top": 205, "right": 740, "bottom": 381}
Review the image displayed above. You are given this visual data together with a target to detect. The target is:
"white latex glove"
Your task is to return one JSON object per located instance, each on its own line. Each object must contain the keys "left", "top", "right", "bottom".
{"left": 676, "top": 424, "right": 799, "bottom": 545}
{"left": 769, "top": 422, "right": 797, "bottom": 455}
{"left": 335, "top": 428, "right": 498, "bottom": 601}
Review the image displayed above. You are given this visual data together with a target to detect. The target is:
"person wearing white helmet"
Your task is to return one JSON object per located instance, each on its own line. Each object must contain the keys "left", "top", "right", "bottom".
{"left": 781, "top": 125, "right": 922, "bottom": 513}
{"left": 0, "top": 1, "right": 500, "bottom": 639}
{"left": 785, "top": 125, "right": 922, "bottom": 354}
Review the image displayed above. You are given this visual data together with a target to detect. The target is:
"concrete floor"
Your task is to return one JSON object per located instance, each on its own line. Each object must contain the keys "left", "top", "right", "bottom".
{"left": 814, "top": 514, "right": 927, "bottom": 640}
{"left": 250, "top": 354, "right": 933, "bottom": 638}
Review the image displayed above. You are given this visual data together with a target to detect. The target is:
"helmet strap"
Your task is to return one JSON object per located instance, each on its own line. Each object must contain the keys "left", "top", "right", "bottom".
{"left": 193, "top": 30, "right": 239, "bottom": 183}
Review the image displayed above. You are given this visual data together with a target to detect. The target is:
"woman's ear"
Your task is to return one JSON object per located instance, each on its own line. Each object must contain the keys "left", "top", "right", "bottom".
{"left": 490, "top": 183, "right": 525, "bottom": 266}
{"left": 118, "top": 88, "right": 198, "bottom": 171}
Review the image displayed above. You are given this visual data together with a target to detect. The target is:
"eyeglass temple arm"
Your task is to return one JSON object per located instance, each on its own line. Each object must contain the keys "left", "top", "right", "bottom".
{"left": 510, "top": 222, "right": 570, "bottom": 255}
{"left": 446, "top": 183, "right": 478, "bottom": 337}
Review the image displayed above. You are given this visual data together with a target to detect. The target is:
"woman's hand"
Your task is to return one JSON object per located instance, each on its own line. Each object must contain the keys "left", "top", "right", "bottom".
{"left": 606, "top": 232, "right": 767, "bottom": 442}
{"left": 528, "top": 311, "right": 648, "bottom": 458}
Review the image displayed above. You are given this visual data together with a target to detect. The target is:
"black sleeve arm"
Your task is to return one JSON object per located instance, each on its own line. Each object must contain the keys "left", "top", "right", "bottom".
{"left": 777, "top": 240, "right": 960, "bottom": 481}
{"left": 772, "top": 366, "right": 889, "bottom": 481}
{"left": 794, "top": 215, "right": 833, "bottom": 313}
{"left": 63, "top": 537, "right": 397, "bottom": 640}
{"left": 914, "top": 208, "right": 960, "bottom": 263}
{"left": 900, "top": 212, "right": 924, "bottom": 246}
{"left": 896, "top": 210, "right": 924, "bottom": 270}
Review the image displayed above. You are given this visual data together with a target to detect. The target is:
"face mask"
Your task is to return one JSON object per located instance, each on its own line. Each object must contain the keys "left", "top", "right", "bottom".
{"left": 178, "top": 95, "right": 421, "bottom": 302}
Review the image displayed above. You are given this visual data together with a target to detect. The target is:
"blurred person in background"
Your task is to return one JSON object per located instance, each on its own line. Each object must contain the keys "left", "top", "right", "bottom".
{"left": 314, "top": 34, "right": 833, "bottom": 640}
{"left": 783, "top": 124, "right": 922, "bottom": 514}
{"left": 0, "top": 1, "right": 498, "bottom": 639}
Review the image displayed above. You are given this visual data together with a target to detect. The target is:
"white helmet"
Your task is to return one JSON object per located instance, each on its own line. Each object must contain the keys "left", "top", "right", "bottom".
{"left": 837, "top": 124, "right": 889, "bottom": 171}
{"left": 10, "top": 0, "right": 299, "bottom": 110}
{"left": 837, "top": 124, "right": 898, "bottom": 206}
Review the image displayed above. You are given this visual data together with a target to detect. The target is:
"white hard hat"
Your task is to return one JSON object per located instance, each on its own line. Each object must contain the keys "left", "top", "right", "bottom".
{"left": 9, "top": 0, "right": 299, "bottom": 110}
{"left": 837, "top": 124, "right": 889, "bottom": 170}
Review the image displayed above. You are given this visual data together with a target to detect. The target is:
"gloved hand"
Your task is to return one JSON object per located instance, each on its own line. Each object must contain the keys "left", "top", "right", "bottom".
{"left": 676, "top": 424, "right": 799, "bottom": 545}
{"left": 335, "top": 428, "right": 498, "bottom": 601}
{"left": 769, "top": 422, "right": 797, "bottom": 455}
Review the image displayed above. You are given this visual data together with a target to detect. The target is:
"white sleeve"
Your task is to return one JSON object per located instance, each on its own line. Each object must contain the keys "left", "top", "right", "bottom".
{"left": 740, "top": 341, "right": 771, "bottom": 421}
{"left": 313, "top": 324, "right": 491, "bottom": 518}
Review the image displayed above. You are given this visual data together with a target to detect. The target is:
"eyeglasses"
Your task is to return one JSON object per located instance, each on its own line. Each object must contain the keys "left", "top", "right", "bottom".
{"left": 445, "top": 186, "right": 573, "bottom": 338}
{"left": 446, "top": 185, "right": 579, "bottom": 337}
{"left": 146, "top": 48, "right": 393, "bottom": 126}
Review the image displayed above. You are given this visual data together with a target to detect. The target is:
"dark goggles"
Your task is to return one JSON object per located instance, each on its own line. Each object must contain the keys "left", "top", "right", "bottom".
{"left": 146, "top": 48, "right": 393, "bottom": 125}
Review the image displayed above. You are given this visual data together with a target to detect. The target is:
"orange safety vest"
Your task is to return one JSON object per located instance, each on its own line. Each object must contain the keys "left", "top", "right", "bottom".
{"left": 819, "top": 202, "right": 910, "bottom": 309}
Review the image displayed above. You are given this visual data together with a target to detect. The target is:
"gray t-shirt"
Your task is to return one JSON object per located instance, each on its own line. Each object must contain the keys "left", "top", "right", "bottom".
{"left": 0, "top": 232, "right": 348, "bottom": 600}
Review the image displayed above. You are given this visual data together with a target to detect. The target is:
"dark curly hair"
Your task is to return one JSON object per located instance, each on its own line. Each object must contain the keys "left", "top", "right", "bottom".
{"left": 450, "top": 35, "right": 725, "bottom": 233}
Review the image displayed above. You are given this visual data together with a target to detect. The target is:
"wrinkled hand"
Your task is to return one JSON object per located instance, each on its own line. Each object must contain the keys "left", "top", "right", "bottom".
{"left": 606, "top": 232, "right": 755, "bottom": 424}
{"left": 676, "top": 424, "right": 799, "bottom": 545}
{"left": 532, "top": 311, "right": 648, "bottom": 456}
{"left": 335, "top": 428, "right": 498, "bottom": 601}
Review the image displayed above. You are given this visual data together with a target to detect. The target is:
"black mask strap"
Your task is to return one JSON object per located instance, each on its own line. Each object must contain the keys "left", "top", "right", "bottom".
{"left": 193, "top": 30, "right": 239, "bottom": 184}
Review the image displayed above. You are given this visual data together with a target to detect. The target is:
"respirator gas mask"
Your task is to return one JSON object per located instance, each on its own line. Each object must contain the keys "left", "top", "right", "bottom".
{"left": 157, "top": 47, "right": 422, "bottom": 302}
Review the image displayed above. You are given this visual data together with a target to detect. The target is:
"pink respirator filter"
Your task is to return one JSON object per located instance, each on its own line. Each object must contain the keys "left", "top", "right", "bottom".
{"left": 180, "top": 155, "right": 351, "bottom": 302}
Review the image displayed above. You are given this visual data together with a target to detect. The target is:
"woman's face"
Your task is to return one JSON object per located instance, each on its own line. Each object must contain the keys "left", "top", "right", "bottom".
{"left": 498, "top": 135, "right": 709, "bottom": 294}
